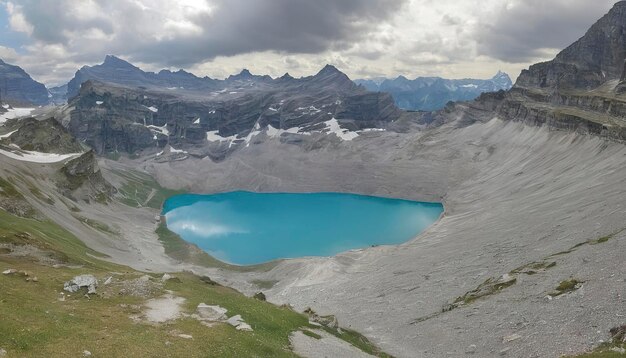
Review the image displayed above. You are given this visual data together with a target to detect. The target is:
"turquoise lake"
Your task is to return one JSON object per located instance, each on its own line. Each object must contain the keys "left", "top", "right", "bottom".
{"left": 162, "top": 191, "right": 443, "bottom": 266}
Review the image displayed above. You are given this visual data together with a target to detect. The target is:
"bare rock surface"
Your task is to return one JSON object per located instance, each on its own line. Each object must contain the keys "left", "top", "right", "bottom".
{"left": 144, "top": 293, "right": 185, "bottom": 323}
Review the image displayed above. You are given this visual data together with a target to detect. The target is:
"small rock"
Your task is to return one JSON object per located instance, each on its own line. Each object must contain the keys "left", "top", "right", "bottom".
{"left": 465, "top": 344, "right": 477, "bottom": 354}
{"left": 195, "top": 303, "right": 228, "bottom": 321}
{"left": 177, "top": 334, "right": 193, "bottom": 339}
{"left": 2, "top": 269, "right": 16, "bottom": 275}
{"left": 610, "top": 347, "right": 626, "bottom": 354}
{"left": 161, "top": 273, "right": 172, "bottom": 282}
{"left": 499, "top": 347, "right": 510, "bottom": 356}
{"left": 139, "top": 275, "right": 151, "bottom": 282}
{"left": 236, "top": 323, "right": 253, "bottom": 331}
{"left": 64, "top": 275, "right": 98, "bottom": 294}
{"left": 32, "top": 276, "right": 38, "bottom": 282}
{"left": 253, "top": 292, "right": 266, "bottom": 301}
{"left": 165, "top": 341, "right": 172, "bottom": 346}
{"left": 83, "top": 350, "right": 92, "bottom": 356}
{"left": 104, "top": 276, "right": 112, "bottom": 285}
{"left": 503, "top": 333, "right": 522, "bottom": 343}
{"left": 0, "top": 348, "right": 6, "bottom": 356}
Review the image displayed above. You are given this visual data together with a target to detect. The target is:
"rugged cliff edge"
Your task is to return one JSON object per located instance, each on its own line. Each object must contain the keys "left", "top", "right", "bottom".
{"left": 439, "top": 1, "right": 626, "bottom": 142}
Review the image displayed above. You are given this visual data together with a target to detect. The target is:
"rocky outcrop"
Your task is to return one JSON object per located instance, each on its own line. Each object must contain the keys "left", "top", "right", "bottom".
{"left": 66, "top": 81, "right": 159, "bottom": 154}
{"left": 57, "top": 150, "right": 116, "bottom": 202}
{"left": 355, "top": 71, "right": 513, "bottom": 111}
{"left": 3, "top": 117, "right": 84, "bottom": 154}
{"left": 0, "top": 59, "right": 49, "bottom": 105}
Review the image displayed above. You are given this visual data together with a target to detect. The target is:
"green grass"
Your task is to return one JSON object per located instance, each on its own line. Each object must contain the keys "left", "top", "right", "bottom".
{"left": 0, "top": 259, "right": 306, "bottom": 357}
{"left": 73, "top": 215, "right": 120, "bottom": 236}
{"left": 0, "top": 177, "right": 23, "bottom": 198}
{"left": 0, "top": 209, "right": 112, "bottom": 268}
{"left": 301, "top": 329, "right": 322, "bottom": 339}
{"left": 113, "top": 169, "right": 184, "bottom": 209}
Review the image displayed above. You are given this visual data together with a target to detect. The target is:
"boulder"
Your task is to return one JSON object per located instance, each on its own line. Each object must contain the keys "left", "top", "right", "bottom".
{"left": 64, "top": 274, "right": 98, "bottom": 294}
{"left": 195, "top": 303, "right": 228, "bottom": 321}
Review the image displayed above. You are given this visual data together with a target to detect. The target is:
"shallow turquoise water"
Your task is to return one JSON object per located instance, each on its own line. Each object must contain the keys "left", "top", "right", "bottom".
{"left": 162, "top": 191, "right": 443, "bottom": 266}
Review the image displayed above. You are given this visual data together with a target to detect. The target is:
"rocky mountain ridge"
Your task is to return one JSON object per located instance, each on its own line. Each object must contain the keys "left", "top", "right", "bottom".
{"left": 58, "top": 63, "right": 404, "bottom": 158}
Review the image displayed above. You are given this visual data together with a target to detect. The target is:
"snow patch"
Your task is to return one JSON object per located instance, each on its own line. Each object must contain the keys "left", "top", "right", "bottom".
{"left": 0, "top": 107, "right": 35, "bottom": 125}
{"left": 358, "top": 128, "right": 385, "bottom": 133}
{"left": 323, "top": 118, "right": 359, "bottom": 141}
{"left": 0, "top": 148, "right": 82, "bottom": 163}
{"left": 0, "top": 130, "right": 17, "bottom": 139}
{"left": 143, "top": 105, "right": 158, "bottom": 113}
{"left": 169, "top": 146, "right": 188, "bottom": 154}
{"left": 265, "top": 125, "right": 308, "bottom": 138}
{"left": 147, "top": 124, "right": 169, "bottom": 136}
{"left": 206, "top": 130, "right": 237, "bottom": 143}
{"left": 193, "top": 118, "right": 200, "bottom": 124}
{"left": 96, "top": 101, "right": 104, "bottom": 105}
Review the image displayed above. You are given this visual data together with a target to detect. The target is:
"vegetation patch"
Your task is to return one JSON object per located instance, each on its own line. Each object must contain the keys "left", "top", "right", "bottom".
{"left": 114, "top": 169, "right": 184, "bottom": 209}
{"left": 511, "top": 260, "right": 557, "bottom": 275}
{"left": 251, "top": 279, "right": 279, "bottom": 289}
{"left": 550, "top": 278, "right": 584, "bottom": 297}
{"left": 571, "top": 325, "right": 626, "bottom": 357}
{"left": 73, "top": 215, "right": 120, "bottom": 236}
{"left": 0, "top": 177, "right": 23, "bottom": 198}
{"left": 27, "top": 184, "right": 55, "bottom": 205}
{"left": 453, "top": 274, "right": 517, "bottom": 306}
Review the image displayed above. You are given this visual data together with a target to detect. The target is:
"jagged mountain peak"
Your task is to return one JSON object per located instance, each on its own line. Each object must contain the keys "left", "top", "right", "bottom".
{"left": 316, "top": 64, "right": 343, "bottom": 77}
{"left": 101, "top": 55, "right": 137, "bottom": 69}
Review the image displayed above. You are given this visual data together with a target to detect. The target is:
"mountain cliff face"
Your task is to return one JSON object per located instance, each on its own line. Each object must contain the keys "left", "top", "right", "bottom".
{"left": 0, "top": 59, "right": 49, "bottom": 105}
{"left": 60, "top": 63, "right": 403, "bottom": 157}
{"left": 516, "top": 1, "right": 626, "bottom": 90}
{"left": 355, "top": 71, "right": 512, "bottom": 111}
{"left": 445, "top": 1, "right": 626, "bottom": 142}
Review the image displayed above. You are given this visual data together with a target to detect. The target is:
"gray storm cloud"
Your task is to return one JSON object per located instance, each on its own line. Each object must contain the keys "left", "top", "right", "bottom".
{"left": 10, "top": 0, "right": 408, "bottom": 67}
{"left": 475, "top": 0, "right": 616, "bottom": 62}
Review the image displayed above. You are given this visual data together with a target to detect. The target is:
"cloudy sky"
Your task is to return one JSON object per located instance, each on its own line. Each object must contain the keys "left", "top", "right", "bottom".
{"left": 0, "top": 0, "right": 618, "bottom": 86}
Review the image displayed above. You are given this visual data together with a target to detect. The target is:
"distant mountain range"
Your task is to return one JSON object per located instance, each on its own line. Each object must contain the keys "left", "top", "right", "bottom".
{"left": 0, "top": 54, "right": 512, "bottom": 114}
{"left": 354, "top": 71, "right": 512, "bottom": 111}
